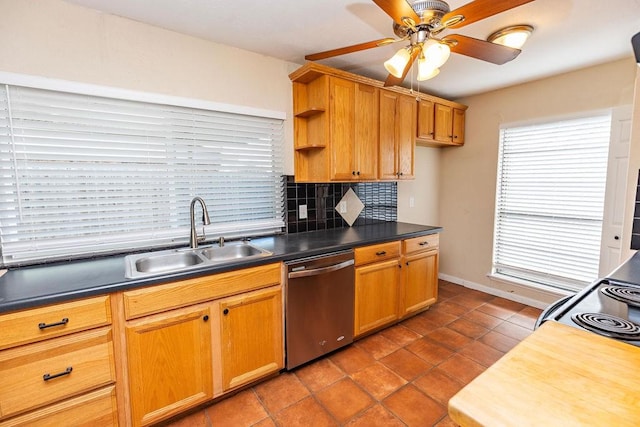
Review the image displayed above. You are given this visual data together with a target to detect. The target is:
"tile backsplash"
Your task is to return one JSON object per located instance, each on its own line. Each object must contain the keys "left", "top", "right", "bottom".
{"left": 285, "top": 175, "right": 397, "bottom": 233}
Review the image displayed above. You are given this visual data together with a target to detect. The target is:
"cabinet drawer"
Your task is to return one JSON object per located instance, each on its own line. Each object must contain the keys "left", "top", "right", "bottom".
{"left": 123, "top": 263, "right": 282, "bottom": 319}
{"left": 0, "top": 296, "right": 111, "bottom": 351}
{"left": 403, "top": 234, "right": 439, "bottom": 254}
{"left": 0, "top": 327, "right": 115, "bottom": 419}
{"left": 0, "top": 385, "right": 118, "bottom": 427}
{"left": 355, "top": 241, "right": 401, "bottom": 266}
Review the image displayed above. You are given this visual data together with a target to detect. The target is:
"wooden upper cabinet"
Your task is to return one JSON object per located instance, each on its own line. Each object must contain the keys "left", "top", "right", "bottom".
{"left": 330, "top": 78, "right": 379, "bottom": 181}
{"left": 417, "top": 99, "right": 435, "bottom": 140}
{"left": 379, "top": 90, "right": 415, "bottom": 180}
{"left": 452, "top": 107, "right": 465, "bottom": 144}
{"left": 434, "top": 103, "right": 453, "bottom": 143}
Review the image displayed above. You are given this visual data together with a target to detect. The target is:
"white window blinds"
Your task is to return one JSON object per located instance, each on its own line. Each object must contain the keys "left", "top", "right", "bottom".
{"left": 493, "top": 114, "right": 611, "bottom": 291}
{"left": 0, "top": 84, "right": 284, "bottom": 266}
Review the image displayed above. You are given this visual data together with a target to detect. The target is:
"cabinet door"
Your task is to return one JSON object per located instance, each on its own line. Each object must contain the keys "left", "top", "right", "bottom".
{"left": 401, "top": 250, "right": 439, "bottom": 317}
{"left": 354, "top": 83, "right": 379, "bottom": 180}
{"left": 378, "top": 91, "right": 398, "bottom": 180}
{"left": 417, "top": 99, "right": 435, "bottom": 140}
{"left": 330, "top": 78, "right": 357, "bottom": 180}
{"left": 434, "top": 103, "right": 453, "bottom": 143}
{"left": 219, "top": 286, "right": 283, "bottom": 391}
{"left": 354, "top": 259, "right": 401, "bottom": 336}
{"left": 126, "top": 305, "right": 213, "bottom": 427}
{"left": 452, "top": 108, "right": 465, "bottom": 145}
{"left": 396, "top": 94, "right": 416, "bottom": 179}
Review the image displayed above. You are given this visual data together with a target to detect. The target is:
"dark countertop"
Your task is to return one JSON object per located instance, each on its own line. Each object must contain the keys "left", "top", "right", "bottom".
{"left": 0, "top": 222, "right": 441, "bottom": 314}
{"left": 606, "top": 250, "right": 640, "bottom": 284}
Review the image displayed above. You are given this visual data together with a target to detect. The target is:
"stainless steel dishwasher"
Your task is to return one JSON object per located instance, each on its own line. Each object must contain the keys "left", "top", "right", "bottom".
{"left": 285, "top": 250, "right": 355, "bottom": 369}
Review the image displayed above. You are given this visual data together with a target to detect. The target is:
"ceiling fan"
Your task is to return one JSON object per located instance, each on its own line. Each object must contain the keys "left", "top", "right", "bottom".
{"left": 305, "top": 0, "right": 536, "bottom": 87}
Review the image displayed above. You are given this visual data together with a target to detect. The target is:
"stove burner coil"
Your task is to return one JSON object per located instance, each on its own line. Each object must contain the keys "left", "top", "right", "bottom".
{"left": 571, "top": 312, "right": 640, "bottom": 340}
{"left": 600, "top": 285, "right": 640, "bottom": 307}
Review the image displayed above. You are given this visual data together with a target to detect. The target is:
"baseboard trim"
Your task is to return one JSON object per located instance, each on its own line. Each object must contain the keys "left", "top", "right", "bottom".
{"left": 438, "top": 273, "right": 565, "bottom": 309}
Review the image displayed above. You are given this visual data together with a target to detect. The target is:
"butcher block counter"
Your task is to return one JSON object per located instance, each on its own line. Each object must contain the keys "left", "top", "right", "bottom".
{"left": 448, "top": 321, "right": 640, "bottom": 426}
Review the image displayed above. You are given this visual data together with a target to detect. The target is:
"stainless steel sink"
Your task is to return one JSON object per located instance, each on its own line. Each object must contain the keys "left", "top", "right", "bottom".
{"left": 124, "top": 241, "right": 272, "bottom": 279}
{"left": 200, "top": 242, "right": 269, "bottom": 261}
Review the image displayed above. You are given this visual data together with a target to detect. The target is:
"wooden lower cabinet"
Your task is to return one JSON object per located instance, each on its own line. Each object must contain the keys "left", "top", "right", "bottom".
{"left": 354, "top": 235, "right": 439, "bottom": 337}
{"left": 401, "top": 249, "right": 439, "bottom": 317}
{"left": 354, "top": 258, "right": 401, "bottom": 336}
{"left": 125, "top": 304, "right": 213, "bottom": 427}
{"left": 218, "top": 286, "right": 283, "bottom": 391}
{"left": 0, "top": 386, "right": 118, "bottom": 427}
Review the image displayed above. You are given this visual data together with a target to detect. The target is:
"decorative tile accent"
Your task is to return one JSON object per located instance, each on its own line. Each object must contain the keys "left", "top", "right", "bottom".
{"left": 336, "top": 188, "right": 364, "bottom": 226}
{"left": 283, "top": 175, "right": 397, "bottom": 234}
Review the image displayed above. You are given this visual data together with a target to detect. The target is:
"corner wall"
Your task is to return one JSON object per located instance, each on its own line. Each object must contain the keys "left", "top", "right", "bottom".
{"left": 438, "top": 57, "right": 638, "bottom": 305}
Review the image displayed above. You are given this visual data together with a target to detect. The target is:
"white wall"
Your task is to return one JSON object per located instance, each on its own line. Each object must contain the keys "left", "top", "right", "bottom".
{"left": 438, "top": 57, "right": 638, "bottom": 305}
{"left": 0, "top": 0, "right": 299, "bottom": 174}
{"left": 397, "top": 146, "right": 440, "bottom": 225}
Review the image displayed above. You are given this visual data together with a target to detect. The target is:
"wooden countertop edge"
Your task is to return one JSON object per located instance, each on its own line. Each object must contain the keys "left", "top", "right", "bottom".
{"left": 448, "top": 322, "right": 640, "bottom": 427}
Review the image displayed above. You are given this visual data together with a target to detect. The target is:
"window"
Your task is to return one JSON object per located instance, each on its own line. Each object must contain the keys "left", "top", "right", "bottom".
{"left": 493, "top": 113, "right": 612, "bottom": 291}
{"left": 0, "top": 81, "right": 284, "bottom": 266}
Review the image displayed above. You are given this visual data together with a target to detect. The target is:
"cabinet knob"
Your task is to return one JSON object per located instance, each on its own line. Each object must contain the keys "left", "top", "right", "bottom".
{"left": 203, "top": 315, "right": 209, "bottom": 322}
{"left": 406, "top": 261, "right": 409, "bottom": 266}
{"left": 448, "top": 135, "right": 453, "bottom": 138}
{"left": 614, "top": 235, "right": 620, "bottom": 240}
{"left": 352, "top": 171, "right": 357, "bottom": 176}
{"left": 453, "top": 135, "right": 458, "bottom": 139}
{"left": 399, "top": 172, "right": 404, "bottom": 176}
{"left": 357, "top": 171, "right": 361, "bottom": 176}
{"left": 223, "top": 308, "right": 229, "bottom": 315}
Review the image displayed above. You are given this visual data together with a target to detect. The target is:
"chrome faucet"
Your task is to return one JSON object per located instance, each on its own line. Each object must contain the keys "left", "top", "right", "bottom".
{"left": 189, "top": 197, "right": 211, "bottom": 249}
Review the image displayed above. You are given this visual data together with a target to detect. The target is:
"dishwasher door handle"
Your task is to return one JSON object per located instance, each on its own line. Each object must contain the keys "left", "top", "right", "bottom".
{"left": 288, "top": 259, "right": 354, "bottom": 279}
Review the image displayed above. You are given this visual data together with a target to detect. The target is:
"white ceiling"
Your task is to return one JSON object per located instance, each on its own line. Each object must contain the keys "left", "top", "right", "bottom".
{"left": 63, "top": 0, "right": 640, "bottom": 99}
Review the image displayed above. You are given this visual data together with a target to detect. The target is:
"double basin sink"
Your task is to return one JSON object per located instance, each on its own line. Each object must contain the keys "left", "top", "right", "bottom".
{"left": 125, "top": 241, "right": 272, "bottom": 279}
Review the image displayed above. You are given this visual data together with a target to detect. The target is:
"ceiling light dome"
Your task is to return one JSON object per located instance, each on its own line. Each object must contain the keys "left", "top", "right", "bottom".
{"left": 488, "top": 25, "right": 534, "bottom": 49}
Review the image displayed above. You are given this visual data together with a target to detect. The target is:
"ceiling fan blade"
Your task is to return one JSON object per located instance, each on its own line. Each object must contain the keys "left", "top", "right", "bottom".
{"left": 443, "top": 0, "right": 535, "bottom": 29}
{"left": 305, "top": 38, "right": 397, "bottom": 61}
{"left": 444, "top": 34, "right": 520, "bottom": 64}
{"left": 372, "top": 0, "right": 420, "bottom": 26}
{"left": 384, "top": 47, "right": 421, "bottom": 87}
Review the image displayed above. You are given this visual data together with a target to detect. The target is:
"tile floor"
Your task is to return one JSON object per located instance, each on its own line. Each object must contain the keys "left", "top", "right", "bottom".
{"left": 165, "top": 280, "right": 542, "bottom": 427}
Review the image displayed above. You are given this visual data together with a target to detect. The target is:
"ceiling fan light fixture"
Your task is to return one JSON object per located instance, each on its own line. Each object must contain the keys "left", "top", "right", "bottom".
{"left": 417, "top": 56, "right": 440, "bottom": 81}
{"left": 487, "top": 25, "right": 533, "bottom": 49}
{"left": 422, "top": 39, "right": 451, "bottom": 68}
{"left": 384, "top": 47, "right": 412, "bottom": 78}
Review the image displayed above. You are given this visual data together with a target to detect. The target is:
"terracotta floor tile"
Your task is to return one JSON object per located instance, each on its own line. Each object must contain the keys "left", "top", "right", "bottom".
{"left": 479, "top": 330, "right": 521, "bottom": 353}
{"left": 294, "top": 358, "right": 345, "bottom": 392}
{"left": 458, "top": 340, "right": 505, "bottom": 368}
{"left": 272, "top": 396, "right": 338, "bottom": 427}
{"left": 406, "top": 337, "right": 454, "bottom": 365}
{"left": 252, "top": 418, "right": 276, "bottom": 427}
{"left": 437, "top": 354, "right": 487, "bottom": 384}
{"left": 431, "top": 300, "right": 471, "bottom": 317}
{"left": 167, "top": 409, "right": 208, "bottom": 427}
{"left": 508, "top": 306, "right": 543, "bottom": 330}
{"left": 476, "top": 301, "right": 519, "bottom": 320}
{"left": 425, "top": 327, "right": 473, "bottom": 351}
{"left": 379, "top": 324, "right": 422, "bottom": 346}
{"left": 253, "top": 372, "right": 310, "bottom": 414}
{"left": 435, "top": 415, "right": 460, "bottom": 427}
{"left": 329, "top": 344, "right": 376, "bottom": 375}
{"left": 315, "top": 378, "right": 374, "bottom": 423}
{"left": 448, "top": 294, "right": 490, "bottom": 310}
{"left": 418, "top": 309, "right": 459, "bottom": 327}
{"left": 401, "top": 314, "right": 442, "bottom": 335}
{"left": 383, "top": 385, "right": 447, "bottom": 426}
{"left": 380, "top": 348, "right": 431, "bottom": 381}
{"left": 206, "top": 389, "right": 268, "bottom": 426}
{"left": 355, "top": 333, "right": 401, "bottom": 360}
{"left": 462, "top": 309, "right": 504, "bottom": 329}
{"left": 437, "top": 287, "right": 460, "bottom": 300}
{"left": 494, "top": 320, "right": 534, "bottom": 341}
{"left": 447, "top": 317, "right": 490, "bottom": 339}
{"left": 490, "top": 297, "right": 527, "bottom": 312}
{"left": 350, "top": 362, "right": 407, "bottom": 400}
{"left": 344, "top": 404, "right": 405, "bottom": 427}
{"left": 413, "top": 367, "right": 464, "bottom": 406}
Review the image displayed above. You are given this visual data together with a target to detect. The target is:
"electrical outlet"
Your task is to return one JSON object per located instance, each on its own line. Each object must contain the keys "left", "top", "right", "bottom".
{"left": 299, "top": 204, "right": 307, "bottom": 220}
{"left": 339, "top": 201, "right": 347, "bottom": 213}
{"left": 409, "top": 197, "right": 415, "bottom": 208}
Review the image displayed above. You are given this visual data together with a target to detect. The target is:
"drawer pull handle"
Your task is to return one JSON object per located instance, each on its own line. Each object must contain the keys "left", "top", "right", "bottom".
{"left": 418, "top": 241, "right": 429, "bottom": 246}
{"left": 43, "top": 366, "right": 73, "bottom": 381}
{"left": 38, "top": 318, "right": 69, "bottom": 330}
{"left": 375, "top": 251, "right": 387, "bottom": 256}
